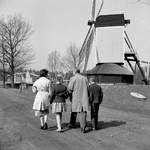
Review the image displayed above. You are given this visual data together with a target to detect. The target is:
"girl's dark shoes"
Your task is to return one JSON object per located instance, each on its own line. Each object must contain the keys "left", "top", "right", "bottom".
{"left": 44, "top": 123, "right": 48, "bottom": 129}
{"left": 40, "top": 123, "right": 48, "bottom": 130}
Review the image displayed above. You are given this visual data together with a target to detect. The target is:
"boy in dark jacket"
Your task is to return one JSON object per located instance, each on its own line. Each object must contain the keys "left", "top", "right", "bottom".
{"left": 89, "top": 76, "right": 103, "bottom": 131}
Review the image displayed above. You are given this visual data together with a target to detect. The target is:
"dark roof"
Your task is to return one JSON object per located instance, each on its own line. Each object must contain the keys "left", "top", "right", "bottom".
{"left": 95, "top": 14, "right": 125, "bottom": 27}
{"left": 87, "top": 63, "right": 134, "bottom": 75}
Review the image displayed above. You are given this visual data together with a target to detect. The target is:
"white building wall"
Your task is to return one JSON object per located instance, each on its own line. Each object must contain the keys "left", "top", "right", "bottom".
{"left": 96, "top": 26, "right": 124, "bottom": 63}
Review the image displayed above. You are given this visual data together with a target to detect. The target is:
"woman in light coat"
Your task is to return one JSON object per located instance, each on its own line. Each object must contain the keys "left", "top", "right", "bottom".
{"left": 32, "top": 69, "right": 52, "bottom": 130}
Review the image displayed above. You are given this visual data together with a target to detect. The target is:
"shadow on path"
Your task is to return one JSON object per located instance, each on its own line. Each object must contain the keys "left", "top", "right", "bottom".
{"left": 85, "top": 120, "right": 126, "bottom": 133}
{"left": 98, "top": 120, "right": 126, "bottom": 130}
{"left": 47, "top": 123, "right": 72, "bottom": 132}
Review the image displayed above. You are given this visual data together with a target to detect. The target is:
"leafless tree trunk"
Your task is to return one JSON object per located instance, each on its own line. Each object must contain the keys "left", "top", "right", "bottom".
{"left": 62, "top": 42, "right": 80, "bottom": 73}
{"left": 47, "top": 50, "right": 61, "bottom": 78}
{"left": 135, "top": 0, "right": 150, "bottom": 5}
{"left": 0, "top": 14, "right": 35, "bottom": 88}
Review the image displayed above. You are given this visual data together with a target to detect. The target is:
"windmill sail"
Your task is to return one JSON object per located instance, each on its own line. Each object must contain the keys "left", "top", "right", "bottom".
{"left": 78, "top": 0, "right": 104, "bottom": 70}
{"left": 84, "top": 28, "right": 95, "bottom": 69}
{"left": 78, "top": 26, "right": 94, "bottom": 66}
{"left": 91, "top": 0, "right": 96, "bottom": 21}
{"left": 78, "top": 0, "right": 96, "bottom": 67}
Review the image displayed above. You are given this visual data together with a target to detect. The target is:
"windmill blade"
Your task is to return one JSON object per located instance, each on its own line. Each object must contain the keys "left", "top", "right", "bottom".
{"left": 91, "top": 0, "right": 96, "bottom": 21}
{"left": 84, "top": 28, "right": 95, "bottom": 70}
{"left": 78, "top": 0, "right": 104, "bottom": 67}
{"left": 96, "top": 0, "right": 104, "bottom": 18}
{"left": 78, "top": 0, "right": 96, "bottom": 66}
{"left": 78, "top": 25, "right": 94, "bottom": 66}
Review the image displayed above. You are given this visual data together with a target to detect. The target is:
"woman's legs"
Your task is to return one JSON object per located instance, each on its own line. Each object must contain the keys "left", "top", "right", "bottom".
{"left": 44, "top": 114, "right": 48, "bottom": 129}
{"left": 40, "top": 114, "right": 48, "bottom": 129}
{"left": 56, "top": 112, "right": 62, "bottom": 131}
{"left": 40, "top": 116, "right": 44, "bottom": 129}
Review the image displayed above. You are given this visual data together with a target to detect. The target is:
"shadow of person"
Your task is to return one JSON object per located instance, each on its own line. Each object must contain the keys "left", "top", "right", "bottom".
{"left": 47, "top": 123, "right": 72, "bottom": 132}
{"left": 85, "top": 120, "right": 126, "bottom": 133}
{"left": 98, "top": 120, "right": 126, "bottom": 130}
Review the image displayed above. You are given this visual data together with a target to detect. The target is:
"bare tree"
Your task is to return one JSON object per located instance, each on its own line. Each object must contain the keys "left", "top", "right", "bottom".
{"left": 0, "top": 14, "right": 35, "bottom": 88}
{"left": 134, "top": 0, "right": 150, "bottom": 5}
{"left": 62, "top": 42, "right": 80, "bottom": 73}
{"left": 47, "top": 50, "right": 61, "bottom": 78}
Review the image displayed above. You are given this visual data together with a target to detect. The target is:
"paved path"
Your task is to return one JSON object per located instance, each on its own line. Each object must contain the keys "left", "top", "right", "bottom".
{"left": 0, "top": 88, "right": 150, "bottom": 150}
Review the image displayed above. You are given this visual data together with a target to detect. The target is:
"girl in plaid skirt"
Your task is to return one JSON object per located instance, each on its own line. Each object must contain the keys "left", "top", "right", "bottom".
{"left": 50, "top": 75, "right": 69, "bottom": 132}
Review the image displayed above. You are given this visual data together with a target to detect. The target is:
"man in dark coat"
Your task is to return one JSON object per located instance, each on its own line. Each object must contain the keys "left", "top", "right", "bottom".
{"left": 89, "top": 76, "right": 103, "bottom": 131}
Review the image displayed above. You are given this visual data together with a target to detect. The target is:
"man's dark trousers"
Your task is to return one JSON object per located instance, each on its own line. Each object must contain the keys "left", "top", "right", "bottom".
{"left": 70, "top": 111, "right": 87, "bottom": 129}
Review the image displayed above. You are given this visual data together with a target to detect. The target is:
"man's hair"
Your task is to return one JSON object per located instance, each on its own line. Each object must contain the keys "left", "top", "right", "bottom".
{"left": 75, "top": 68, "right": 80, "bottom": 74}
{"left": 40, "top": 69, "right": 48, "bottom": 77}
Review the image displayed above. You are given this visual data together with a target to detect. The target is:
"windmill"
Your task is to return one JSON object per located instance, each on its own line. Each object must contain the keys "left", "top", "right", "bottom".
{"left": 78, "top": 0, "right": 149, "bottom": 85}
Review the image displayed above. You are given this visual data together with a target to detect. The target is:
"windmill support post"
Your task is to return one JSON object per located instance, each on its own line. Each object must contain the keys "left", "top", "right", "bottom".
{"left": 124, "top": 30, "right": 148, "bottom": 85}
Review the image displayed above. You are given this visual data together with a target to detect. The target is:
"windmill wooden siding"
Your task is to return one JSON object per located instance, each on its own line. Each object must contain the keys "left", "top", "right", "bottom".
{"left": 96, "top": 26, "right": 124, "bottom": 63}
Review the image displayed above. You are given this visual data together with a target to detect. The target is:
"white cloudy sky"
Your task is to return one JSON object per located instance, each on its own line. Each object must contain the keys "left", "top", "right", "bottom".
{"left": 0, "top": 0, "right": 149, "bottom": 70}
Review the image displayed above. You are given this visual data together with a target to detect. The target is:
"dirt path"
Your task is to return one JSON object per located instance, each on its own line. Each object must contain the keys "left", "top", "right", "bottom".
{"left": 0, "top": 87, "right": 150, "bottom": 150}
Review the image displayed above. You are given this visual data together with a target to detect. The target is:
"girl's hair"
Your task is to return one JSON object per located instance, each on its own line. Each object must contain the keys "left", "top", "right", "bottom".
{"left": 56, "top": 75, "right": 63, "bottom": 82}
{"left": 40, "top": 69, "right": 48, "bottom": 77}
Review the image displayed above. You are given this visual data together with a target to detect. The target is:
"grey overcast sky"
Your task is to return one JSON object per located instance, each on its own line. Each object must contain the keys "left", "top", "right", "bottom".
{"left": 0, "top": 0, "right": 149, "bottom": 70}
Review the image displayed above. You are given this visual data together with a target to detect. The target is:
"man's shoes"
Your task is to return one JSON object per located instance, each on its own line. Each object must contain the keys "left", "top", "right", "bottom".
{"left": 68, "top": 124, "right": 75, "bottom": 128}
{"left": 81, "top": 127, "right": 86, "bottom": 133}
{"left": 44, "top": 123, "right": 48, "bottom": 130}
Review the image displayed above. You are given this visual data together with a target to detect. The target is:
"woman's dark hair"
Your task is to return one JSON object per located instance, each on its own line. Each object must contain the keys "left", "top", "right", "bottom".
{"left": 40, "top": 69, "right": 48, "bottom": 77}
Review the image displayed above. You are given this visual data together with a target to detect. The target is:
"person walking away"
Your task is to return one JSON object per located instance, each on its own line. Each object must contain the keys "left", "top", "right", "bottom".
{"left": 89, "top": 76, "right": 103, "bottom": 131}
{"left": 68, "top": 69, "right": 89, "bottom": 133}
{"left": 32, "top": 69, "right": 52, "bottom": 130}
{"left": 50, "top": 75, "right": 69, "bottom": 132}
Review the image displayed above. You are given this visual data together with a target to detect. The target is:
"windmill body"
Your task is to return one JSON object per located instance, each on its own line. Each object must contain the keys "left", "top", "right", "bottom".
{"left": 87, "top": 14, "right": 125, "bottom": 69}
